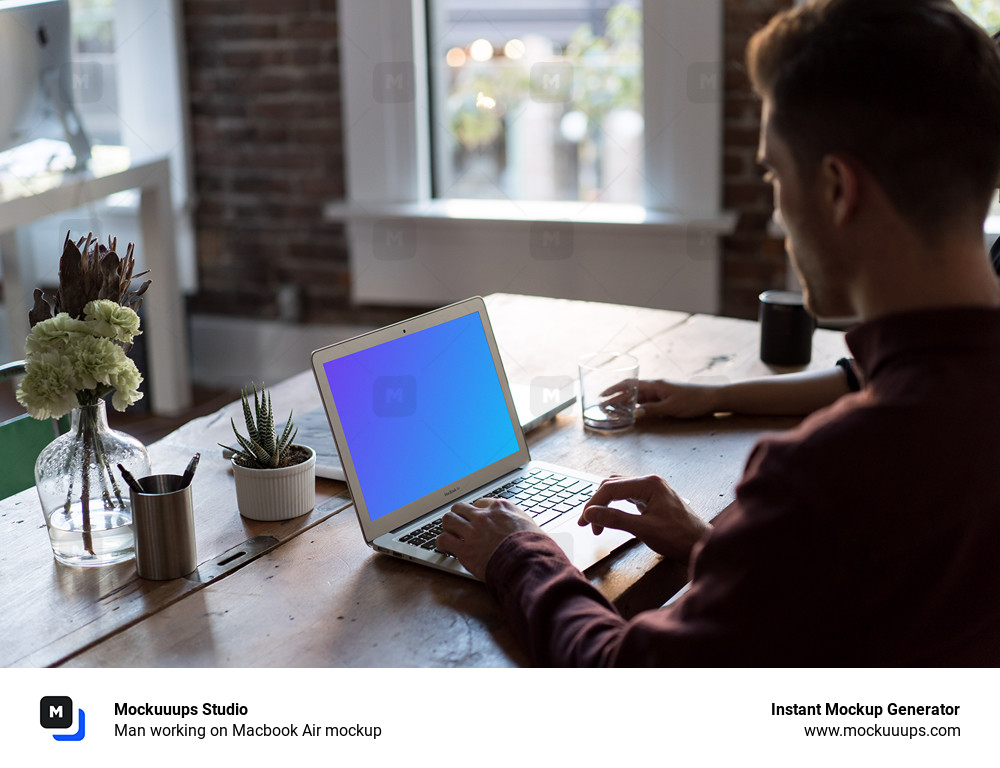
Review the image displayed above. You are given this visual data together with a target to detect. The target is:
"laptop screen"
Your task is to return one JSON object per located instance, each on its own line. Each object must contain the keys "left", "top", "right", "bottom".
{"left": 320, "top": 310, "right": 520, "bottom": 522}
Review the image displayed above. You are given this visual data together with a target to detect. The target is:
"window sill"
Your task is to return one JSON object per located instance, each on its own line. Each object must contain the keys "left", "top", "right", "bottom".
{"left": 328, "top": 198, "right": 733, "bottom": 314}
{"left": 324, "top": 198, "right": 737, "bottom": 235}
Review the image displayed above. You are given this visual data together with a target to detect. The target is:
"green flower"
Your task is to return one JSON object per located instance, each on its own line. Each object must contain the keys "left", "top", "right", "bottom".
{"left": 64, "top": 335, "right": 126, "bottom": 392}
{"left": 24, "top": 313, "right": 90, "bottom": 357}
{"left": 84, "top": 299, "right": 141, "bottom": 343}
{"left": 15, "top": 352, "right": 80, "bottom": 419}
{"left": 108, "top": 359, "right": 144, "bottom": 412}
{"left": 20, "top": 234, "right": 149, "bottom": 422}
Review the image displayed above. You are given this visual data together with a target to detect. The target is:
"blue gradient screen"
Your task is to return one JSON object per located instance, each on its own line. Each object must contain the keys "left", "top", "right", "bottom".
{"left": 322, "top": 311, "right": 520, "bottom": 521}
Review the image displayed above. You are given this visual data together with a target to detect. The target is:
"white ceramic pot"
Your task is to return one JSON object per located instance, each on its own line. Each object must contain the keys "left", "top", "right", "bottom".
{"left": 232, "top": 445, "right": 316, "bottom": 521}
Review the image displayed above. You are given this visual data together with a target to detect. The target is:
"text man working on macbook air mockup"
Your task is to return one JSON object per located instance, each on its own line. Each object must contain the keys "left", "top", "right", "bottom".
{"left": 437, "top": 0, "right": 1000, "bottom": 665}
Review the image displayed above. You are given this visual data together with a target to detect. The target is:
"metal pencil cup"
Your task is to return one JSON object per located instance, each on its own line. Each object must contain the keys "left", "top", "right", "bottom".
{"left": 130, "top": 474, "right": 197, "bottom": 580}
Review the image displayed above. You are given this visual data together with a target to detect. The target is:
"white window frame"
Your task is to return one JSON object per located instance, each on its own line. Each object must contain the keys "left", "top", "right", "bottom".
{"left": 330, "top": 0, "right": 733, "bottom": 313}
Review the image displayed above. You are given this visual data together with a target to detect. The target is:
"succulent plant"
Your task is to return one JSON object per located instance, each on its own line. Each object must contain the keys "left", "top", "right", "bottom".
{"left": 220, "top": 384, "right": 300, "bottom": 469}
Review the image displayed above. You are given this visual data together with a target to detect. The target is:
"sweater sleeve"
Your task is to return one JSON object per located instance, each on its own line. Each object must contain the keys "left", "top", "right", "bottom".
{"left": 484, "top": 529, "right": 759, "bottom": 667}
{"left": 485, "top": 530, "right": 628, "bottom": 666}
{"left": 484, "top": 431, "right": 844, "bottom": 667}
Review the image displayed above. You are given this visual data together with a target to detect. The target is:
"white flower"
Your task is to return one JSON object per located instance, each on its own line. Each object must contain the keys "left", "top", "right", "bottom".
{"left": 15, "top": 352, "right": 80, "bottom": 419}
{"left": 84, "top": 300, "right": 141, "bottom": 343}
{"left": 108, "top": 359, "right": 144, "bottom": 411}
{"left": 19, "top": 305, "right": 145, "bottom": 420}
{"left": 64, "top": 335, "right": 126, "bottom": 391}
{"left": 24, "top": 314, "right": 90, "bottom": 356}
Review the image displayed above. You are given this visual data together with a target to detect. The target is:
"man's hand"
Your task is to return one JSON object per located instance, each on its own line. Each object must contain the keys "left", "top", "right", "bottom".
{"left": 632, "top": 379, "right": 721, "bottom": 419}
{"left": 437, "top": 498, "right": 541, "bottom": 580}
{"left": 578, "top": 475, "right": 709, "bottom": 564}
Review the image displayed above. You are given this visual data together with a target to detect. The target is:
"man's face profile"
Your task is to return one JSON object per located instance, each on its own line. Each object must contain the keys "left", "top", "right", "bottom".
{"left": 758, "top": 102, "right": 816, "bottom": 311}
{"left": 757, "top": 100, "right": 854, "bottom": 321}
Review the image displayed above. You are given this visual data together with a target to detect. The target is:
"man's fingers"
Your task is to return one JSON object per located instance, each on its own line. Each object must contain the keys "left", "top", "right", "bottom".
{"left": 441, "top": 508, "right": 474, "bottom": 536}
{"left": 438, "top": 509, "right": 478, "bottom": 555}
{"left": 600, "top": 378, "right": 634, "bottom": 397}
{"left": 449, "top": 498, "right": 492, "bottom": 520}
{"left": 578, "top": 504, "right": 644, "bottom": 537}
{"left": 586, "top": 475, "right": 657, "bottom": 510}
{"left": 576, "top": 511, "right": 604, "bottom": 535}
{"left": 435, "top": 529, "right": 463, "bottom": 555}
{"left": 634, "top": 400, "right": 675, "bottom": 419}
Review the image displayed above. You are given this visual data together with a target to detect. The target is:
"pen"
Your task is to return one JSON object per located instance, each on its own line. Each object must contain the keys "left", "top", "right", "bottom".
{"left": 118, "top": 463, "right": 144, "bottom": 494}
{"left": 181, "top": 452, "right": 201, "bottom": 487}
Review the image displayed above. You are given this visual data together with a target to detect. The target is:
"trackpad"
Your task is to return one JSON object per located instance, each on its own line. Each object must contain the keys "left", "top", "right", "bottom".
{"left": 548, "top": 515, "right": 634, "bottom": 571}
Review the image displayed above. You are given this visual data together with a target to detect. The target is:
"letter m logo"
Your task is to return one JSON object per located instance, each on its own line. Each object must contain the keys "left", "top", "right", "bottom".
{"left": 373, "top": 375, "right": 417, "bottom": 417}
{"left": 40, "top": 696, "right": 73, "bottom": 729}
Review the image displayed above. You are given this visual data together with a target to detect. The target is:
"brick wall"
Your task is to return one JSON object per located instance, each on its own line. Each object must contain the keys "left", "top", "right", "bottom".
{"left": 182, "top": 0, "right": 791, "bottom": 322}
{"left": 721, "top": 0, "right": 793, "bottom": 319}
{"left": 182, "top": 0, "right": 355, "bottom": 323}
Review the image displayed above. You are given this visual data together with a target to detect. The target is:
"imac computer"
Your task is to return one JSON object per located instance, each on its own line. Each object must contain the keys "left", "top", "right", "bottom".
{"left": 0, "top": 0, "right": 91, "bottom": 169}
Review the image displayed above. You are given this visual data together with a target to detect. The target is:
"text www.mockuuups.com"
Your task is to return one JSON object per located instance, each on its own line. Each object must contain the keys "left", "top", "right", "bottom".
{"left": 773, "top": 702, "right": 962, "bottom": 739}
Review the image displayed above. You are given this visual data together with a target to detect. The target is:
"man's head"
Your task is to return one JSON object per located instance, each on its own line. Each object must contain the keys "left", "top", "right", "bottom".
{"left": 747, "top": 0, "right": 1000, "bottom": 316}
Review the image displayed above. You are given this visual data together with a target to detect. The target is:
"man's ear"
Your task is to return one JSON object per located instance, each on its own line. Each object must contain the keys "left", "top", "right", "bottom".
{"left": 819, "top": 154, "right": 859, "bottom": 226}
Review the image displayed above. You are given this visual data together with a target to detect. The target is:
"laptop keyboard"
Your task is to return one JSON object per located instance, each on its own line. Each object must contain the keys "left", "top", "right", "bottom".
{"left": 398, "top": 469, "right": 597, "bottom": 557}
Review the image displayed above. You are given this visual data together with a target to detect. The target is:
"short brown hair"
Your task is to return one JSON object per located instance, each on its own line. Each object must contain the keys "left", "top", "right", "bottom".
{"left": 748, "top": 0, "right": 1000, "bottom": 235}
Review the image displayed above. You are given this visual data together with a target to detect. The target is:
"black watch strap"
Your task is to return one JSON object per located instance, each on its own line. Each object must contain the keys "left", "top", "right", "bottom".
{"left": 836, "top": 357, "right": 861, "bottom": 392}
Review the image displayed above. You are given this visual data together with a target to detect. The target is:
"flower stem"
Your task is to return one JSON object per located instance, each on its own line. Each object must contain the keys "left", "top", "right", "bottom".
{"left": 80, "top": 411, "right": 95, "bottom": 555}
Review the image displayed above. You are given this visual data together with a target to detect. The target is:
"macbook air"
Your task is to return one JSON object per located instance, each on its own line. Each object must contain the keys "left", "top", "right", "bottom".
{"left": 296, "top": 383, "right": 576, "bottom": 481}
{"left": 310, "top": 296, "right": 633, "bottom": 579}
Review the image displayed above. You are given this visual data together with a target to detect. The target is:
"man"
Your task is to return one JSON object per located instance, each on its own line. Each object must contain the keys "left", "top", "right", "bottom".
{"left": 436, "top": 0, "right": 1000, "bottom": 666}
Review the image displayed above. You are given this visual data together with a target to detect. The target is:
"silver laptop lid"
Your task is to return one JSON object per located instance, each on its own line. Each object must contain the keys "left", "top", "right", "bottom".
{"left": 310, "top": 297, "right": 531, "bottom": 543}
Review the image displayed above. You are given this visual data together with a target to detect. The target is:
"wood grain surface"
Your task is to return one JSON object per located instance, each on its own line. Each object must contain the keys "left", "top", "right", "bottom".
{"left": 3, "top": 294, "right": 850, "bottom": 667}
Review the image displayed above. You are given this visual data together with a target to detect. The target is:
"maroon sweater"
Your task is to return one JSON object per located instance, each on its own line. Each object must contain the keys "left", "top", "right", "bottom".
{"left": 486, "top": 307, "right": 1000, "bottom": 666}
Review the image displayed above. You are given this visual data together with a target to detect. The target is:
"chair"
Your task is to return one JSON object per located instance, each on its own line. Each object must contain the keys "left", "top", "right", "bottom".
{"left": 0, "top": 361, "right": 69, "bottom": 499}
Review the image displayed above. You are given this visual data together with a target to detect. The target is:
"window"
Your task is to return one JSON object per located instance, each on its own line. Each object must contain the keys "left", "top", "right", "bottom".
{"left": 955, "top": 0, "right": 1000, "bottom": 31}
{"left": 428, "top": 1, "right": 643, "bottom": 204}
{"left": 334, "top": 0, "right": 730, "bottom": 314}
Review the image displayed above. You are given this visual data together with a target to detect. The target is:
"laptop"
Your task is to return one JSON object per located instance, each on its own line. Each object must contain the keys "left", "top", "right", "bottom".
{"left": 309, "top": 296, "right": 634, "bottom": 579}
{"left": 296, "top": 384, "right": 576, "bottom": 481}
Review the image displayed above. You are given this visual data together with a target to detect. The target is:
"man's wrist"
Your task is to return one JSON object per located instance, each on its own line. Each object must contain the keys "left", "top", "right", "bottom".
{"left": 484, "top": 530, "right": 565, "bottom": 588}
{"left": 706, "top": 383, "right": 729, "bottom": 414}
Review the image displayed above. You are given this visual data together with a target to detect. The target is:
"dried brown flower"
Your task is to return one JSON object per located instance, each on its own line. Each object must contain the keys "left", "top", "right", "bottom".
{"left": 28, "top": 232, "right": 151, "bottom": 330}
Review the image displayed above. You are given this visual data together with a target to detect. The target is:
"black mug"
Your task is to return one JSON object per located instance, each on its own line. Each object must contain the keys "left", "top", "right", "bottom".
{"left": 759, "top": 290, "right": 815, "bottom": 366}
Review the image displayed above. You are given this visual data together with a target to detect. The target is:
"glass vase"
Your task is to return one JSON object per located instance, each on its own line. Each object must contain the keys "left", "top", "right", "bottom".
{"left": 34, "top": 399, "right": 151, "bottom": 567}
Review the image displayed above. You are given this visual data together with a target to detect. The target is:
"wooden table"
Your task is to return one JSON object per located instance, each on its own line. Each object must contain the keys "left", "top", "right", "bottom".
{"left": 0, "top": 294, "right": 849, "bottom": 667}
